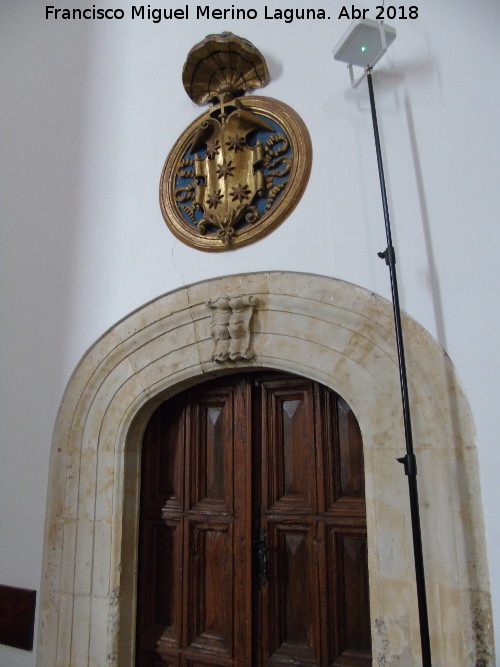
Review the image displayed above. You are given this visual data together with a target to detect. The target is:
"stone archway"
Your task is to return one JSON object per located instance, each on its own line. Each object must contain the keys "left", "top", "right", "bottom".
{"left": 38, "top": 272, "right": 494, "bottom": 666}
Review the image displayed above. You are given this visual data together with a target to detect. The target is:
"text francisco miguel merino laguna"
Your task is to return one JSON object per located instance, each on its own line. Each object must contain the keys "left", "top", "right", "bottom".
{"left": 45, "top": 4, "right": 332, "bottom": 23}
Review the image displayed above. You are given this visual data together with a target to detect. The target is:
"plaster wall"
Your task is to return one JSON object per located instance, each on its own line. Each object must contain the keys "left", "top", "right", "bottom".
{"left": 1, "top": 1, "right": 499, "bottom": 665}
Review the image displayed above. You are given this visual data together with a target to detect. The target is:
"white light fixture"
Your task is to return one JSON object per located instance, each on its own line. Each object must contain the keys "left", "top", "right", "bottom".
{"left": 333, "top": 18, "right": 396, "bottom": 88}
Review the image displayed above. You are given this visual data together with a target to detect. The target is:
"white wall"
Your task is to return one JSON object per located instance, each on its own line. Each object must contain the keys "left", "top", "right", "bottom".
{"left": 1, "top": 1, "right": 499, "bottom": 664}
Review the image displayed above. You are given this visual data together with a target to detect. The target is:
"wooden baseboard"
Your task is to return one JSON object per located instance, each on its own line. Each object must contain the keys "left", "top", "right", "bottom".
{"left": 0, "top": 584, "right": 36, "bottom": 651}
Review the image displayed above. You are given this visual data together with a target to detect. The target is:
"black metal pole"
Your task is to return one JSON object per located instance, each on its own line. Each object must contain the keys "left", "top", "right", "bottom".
{"left": 366, "top": 68, "right": 432, "bottom": 666}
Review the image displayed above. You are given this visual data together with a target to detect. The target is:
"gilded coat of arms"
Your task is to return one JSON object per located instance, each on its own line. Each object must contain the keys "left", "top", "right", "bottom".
{"left": 160, "top": 33, "right": 312, "bottom": 251}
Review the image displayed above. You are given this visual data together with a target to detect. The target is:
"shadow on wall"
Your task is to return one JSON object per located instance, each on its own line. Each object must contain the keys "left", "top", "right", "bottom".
{"left": 405, "top": 95, "right": 495, "bottom": 664}
{"left": 404, "top": 94, "right": 446, "bottom": 347}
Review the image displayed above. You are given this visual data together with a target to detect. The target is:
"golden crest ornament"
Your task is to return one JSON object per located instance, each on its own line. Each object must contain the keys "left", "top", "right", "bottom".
{"left": 160, "top": 33, "right": 312, "bottom": 251}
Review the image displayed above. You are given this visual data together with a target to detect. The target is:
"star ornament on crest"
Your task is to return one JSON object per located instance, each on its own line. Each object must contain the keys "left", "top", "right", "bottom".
{"left": 206, "top": 140, "right": 221, "bottom": 159}
{"left": 216, "top": 161, "right": 235, "bottom": 180}
{"left": 230, "top": 183, "right": 251, "bottom": 202}
{"left": 206, "top": 189, "right": 224, "bottom": 209}
{"left": 225, "top": 135, "right": 246, "bottom": 152}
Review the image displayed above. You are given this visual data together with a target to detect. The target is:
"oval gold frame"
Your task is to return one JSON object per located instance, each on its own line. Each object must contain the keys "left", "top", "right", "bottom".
{"left": 159, "top": 96, "right": 312, "bottom": 251}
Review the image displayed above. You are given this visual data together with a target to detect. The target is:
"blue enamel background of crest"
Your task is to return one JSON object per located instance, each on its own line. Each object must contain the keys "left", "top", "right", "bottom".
{"left": 175, "top": 114, "right": 292, "bottom": 230}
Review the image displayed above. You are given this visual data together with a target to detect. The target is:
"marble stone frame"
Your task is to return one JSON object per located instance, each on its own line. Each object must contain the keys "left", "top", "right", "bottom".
{"left": 38, "top": 272, "right": 494, "bottom": 666}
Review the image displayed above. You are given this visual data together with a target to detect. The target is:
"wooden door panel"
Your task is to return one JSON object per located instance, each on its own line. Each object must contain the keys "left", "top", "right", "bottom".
{"left": 264, "top": 522, "right": 321, "bottom": 666}
{"left": 148, "top": 518, "right": 182, "bottom": 650}
{"left": 259, "top": 376, "right": 370, "bottom": 666}
{"left": 188, "top": 394, "right": 233, "bottom": 514}
{"left": 261, "top": 379, "right": 317, "bottom": 514}
{"left": 314, "top": 388, "right": 365, "bottom": 517}
{"left": 327, "top": 528, "right": 371, "bottom": 666}
{"left": 136, "top": 521, "right": 182, "bottom": 664}
{"left": 185, "top": 520, "right": 233, "bottom": 658}
{"left": 141, "top": 396, "right": 185, "bottom": 512}
{"left": 336, "top": 398, "right": 365, "bottom": 502}
{"left": 137, "top": 380, "right": 249, "bottom": 667}
{"left": 137, "top": 398, "right": 186, "bottom": 665}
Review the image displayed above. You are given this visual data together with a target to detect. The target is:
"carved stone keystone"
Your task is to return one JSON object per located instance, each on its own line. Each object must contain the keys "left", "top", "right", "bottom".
{"left": 207, "top": 295, "right": 257, "bottom": 361}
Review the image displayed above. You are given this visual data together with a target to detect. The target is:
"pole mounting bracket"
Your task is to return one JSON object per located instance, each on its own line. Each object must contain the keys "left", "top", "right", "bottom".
{"left": 397, "top": 453, "right": 418, "bottom": 476}
{"left": 378, "top": 246, "right": 396, "bottom": 265}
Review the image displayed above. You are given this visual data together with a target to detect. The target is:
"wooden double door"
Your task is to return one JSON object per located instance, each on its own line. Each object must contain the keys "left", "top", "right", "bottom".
{"left": 136, "top": 372, "right": 371, "bottom": 666}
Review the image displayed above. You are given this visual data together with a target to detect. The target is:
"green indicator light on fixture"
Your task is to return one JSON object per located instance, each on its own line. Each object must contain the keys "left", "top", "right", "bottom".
{"left": 361, "top": 45, "right": 367, "bottom": 52}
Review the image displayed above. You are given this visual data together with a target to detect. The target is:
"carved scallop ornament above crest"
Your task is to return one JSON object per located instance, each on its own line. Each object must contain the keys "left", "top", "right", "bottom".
{"left": 182, "top": 32, "right": 269, "bottom": 104}
{"left": 160, "top": 33, "right": 312, "bottom": 251}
